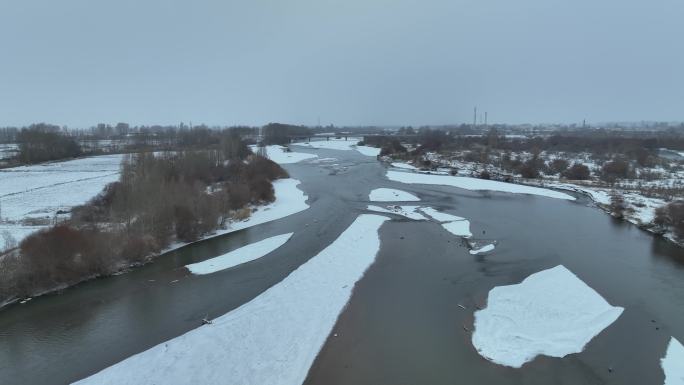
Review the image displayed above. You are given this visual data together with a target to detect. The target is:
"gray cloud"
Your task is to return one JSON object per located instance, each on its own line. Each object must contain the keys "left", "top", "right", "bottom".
{"left": 1, "top": 0, "right": 682, "bottom": 127}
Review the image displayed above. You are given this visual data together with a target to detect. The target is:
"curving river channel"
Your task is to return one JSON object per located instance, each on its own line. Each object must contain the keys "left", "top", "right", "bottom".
{"left": 1, "top": 145, "right": 683, "bottom": 385}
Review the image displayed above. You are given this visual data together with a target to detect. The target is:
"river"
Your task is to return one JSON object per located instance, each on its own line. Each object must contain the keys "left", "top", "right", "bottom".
{"left": 1, "top": 146, "right": 683, "bottom": 385}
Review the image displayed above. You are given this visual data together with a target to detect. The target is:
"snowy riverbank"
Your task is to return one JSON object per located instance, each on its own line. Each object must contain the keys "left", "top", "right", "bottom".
{"left": 74, "top": 214, "right": 389, "bottom": 385}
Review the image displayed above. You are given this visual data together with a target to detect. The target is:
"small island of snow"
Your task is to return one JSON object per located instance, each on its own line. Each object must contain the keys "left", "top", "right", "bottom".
{"left": 369, "top": 188, "right": 420, "bottom": 202}
{"left": 186, "top": 233, "right": 293, "bottom": 275}
{"left": 472, "top": 265, "right": 623, "bottom": 368}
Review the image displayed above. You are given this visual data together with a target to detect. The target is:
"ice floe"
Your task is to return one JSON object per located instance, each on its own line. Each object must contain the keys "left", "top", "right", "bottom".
{"left": 186, "top": 233, "right": 293, "bottom": 275}
{"left": 469, "top": 243, "right": 495, "bottom": 255}
{"left": 73, "top": 214, "right": 389, "bottom": 385}
{"left": 369, "top": 188, "right": 420, "bottom": 202}
{"left": 661, "top": 337, "right": 684, "bottom": 385}
{"left": 472, "top": 265, "right": 624, "bottom": 368}
{"left": 386, "top": 171, "right": 575, "bottom": 200}
{"left": 441, "top": 220, "right": 472, "bottom": 238}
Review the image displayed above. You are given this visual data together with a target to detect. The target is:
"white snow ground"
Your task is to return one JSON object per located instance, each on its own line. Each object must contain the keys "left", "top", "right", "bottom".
{"left": 368, "top": 188, "right": 420, "bottom": 202}
{"left": 249, "top": 145, "right": 318, "bottom": 164}
{"left": 390, "top": 162, "right": 418, "bottom": 170}
{"left": 186, "top": 233, "right": 293, "bottom": 275}
{"left": 73, "top": 214, "right": 389, "bottom": 385}
{"left": 387, "top": 171, "right": 575, "bottom": 201}
{"left": 661, "top": 337, "right": 684, "bottom": 385}
{"left": 472, "top": 265, "right": 624, "bottom": 368}
{"left": 292, "top": 139, "right": 380, "bottom": 157}
{"left": 229, "top": 179, "right": 309, "bottom": 233}
{"left": 0, "top": 154, "right": 124, "bottom": 250}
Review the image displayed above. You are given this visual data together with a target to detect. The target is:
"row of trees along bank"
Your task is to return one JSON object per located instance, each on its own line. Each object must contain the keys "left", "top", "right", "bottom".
{"left": 0, "top": 134, "right": 288, "bottom": 306}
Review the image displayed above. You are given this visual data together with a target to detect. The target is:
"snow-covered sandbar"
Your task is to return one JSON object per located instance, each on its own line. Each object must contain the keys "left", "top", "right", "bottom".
{"left": 249, "top": 145, "right": 318, "bottom": 164}
{"left": 661, "top": 337, "right": 684, "bottom": 385}
{"left": 186, "top": 233, "right": 293, "bottom": 275}
{"left": 73, "top": 214, "right": 389, "bottom": 385}
{"left": 387, "top": 170, "right": 575, "bottom": 200}
{"left": 292, "top": 139, "right": 380, "bottom": 157}
{"left": 369, "top": 188, "right": 420, "bottom": 202}
{"left": 472, "top": 265, "right": 623, "bottom": 368}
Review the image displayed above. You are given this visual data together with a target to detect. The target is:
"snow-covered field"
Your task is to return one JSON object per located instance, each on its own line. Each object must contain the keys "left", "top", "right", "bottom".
{"left": 0, "top": 143, "right": 18, "bottom": 160}
{"left": 250, "top": 145, "right": 318, "bottom": 164}
{"left": 74, "top": 214, "right": 389, "bottom": 385}
{"left": 0, "top": 154, "right": 124, "bottom": 250}
{"left": 661, "top": 337, "right": 684, "bottom": 385}
{"left": 369, "top": 188, "right": 420, "bottom": 202}
{"left": 387, "top": 171, "right": 575, "bottom": 201}
{"left": 472, "top": 265, "right": 624, "bottom": 368}
{"left": 186, "top": 233, "right": 293, "bottom": 275}
{"left": 291, "top": 138, "right": 381, "bottom": 157}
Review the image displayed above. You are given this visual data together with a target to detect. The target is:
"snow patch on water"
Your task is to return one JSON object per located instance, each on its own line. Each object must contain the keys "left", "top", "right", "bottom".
{"left": 73, "top": 214, "right": 389, "bottom": 385}
{"left": 469, "top": 243, "right": 495, "bottom": 255}
{"left": 369, "top": 188, "right": 420, "bottom": 202}
{"left": 186, "top": 233, "right": 293, "bottom": 275}
{"left": 472, "top": 265, "right": 624, "bottom": 368}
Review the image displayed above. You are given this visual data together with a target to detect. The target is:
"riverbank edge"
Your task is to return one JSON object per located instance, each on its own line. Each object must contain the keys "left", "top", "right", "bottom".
{"left": 0, "top": 202, "right": 278, "bottom": 312}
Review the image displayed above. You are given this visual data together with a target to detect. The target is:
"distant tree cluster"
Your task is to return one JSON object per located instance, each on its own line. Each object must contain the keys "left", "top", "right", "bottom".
{"left": 262, "top": 123, "right": 312, "bottom": 145}
{"left": 654, "top": 201, "right": 684, "bottom": 239}
{"left": 17, "top": 124, "right": 81, "bottom": 163}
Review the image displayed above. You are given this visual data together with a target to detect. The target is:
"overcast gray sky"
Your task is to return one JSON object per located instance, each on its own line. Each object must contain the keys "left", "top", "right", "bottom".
{"left": 1, "top": 0, "right": 682, "bottom": 128}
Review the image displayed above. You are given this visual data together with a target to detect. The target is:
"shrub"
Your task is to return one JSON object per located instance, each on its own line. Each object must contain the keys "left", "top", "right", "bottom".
{"left": 563, "top": 163, "right": 591, "bottom": 180}
{"left": 547, "top": 159, "right": 569, "bottom": 175}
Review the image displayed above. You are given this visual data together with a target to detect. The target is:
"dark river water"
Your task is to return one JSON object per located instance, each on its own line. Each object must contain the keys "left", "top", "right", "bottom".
{"left": 1, "top": 146, "right": 683, "bottom": 385}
